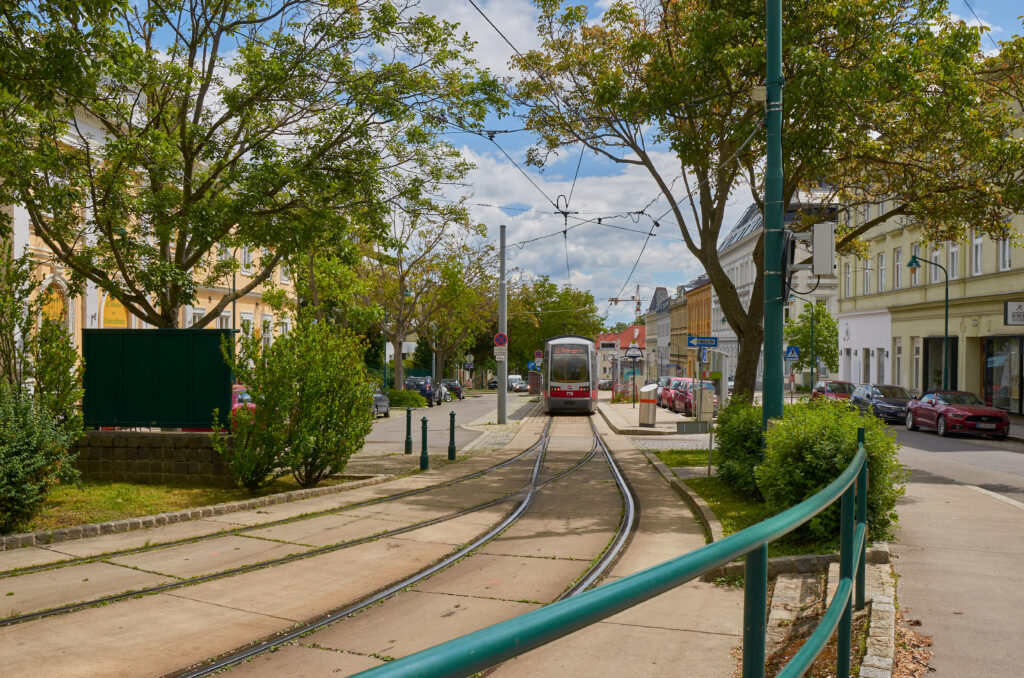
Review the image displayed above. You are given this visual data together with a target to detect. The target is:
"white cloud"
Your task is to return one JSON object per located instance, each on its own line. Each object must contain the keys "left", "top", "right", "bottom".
{"left": 421, "top": 0, "right": 542, "bottom": 75}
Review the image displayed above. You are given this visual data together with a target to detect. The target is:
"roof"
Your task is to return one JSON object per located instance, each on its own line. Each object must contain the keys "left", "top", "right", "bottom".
{"left": 718, "top": 202, "right": 839, "bottom": 254}
{"left": 646, "top": 286, "right": 671, "bottom": 315}
{"left": 594, "top": 324, "right": 646, "bottom": 350}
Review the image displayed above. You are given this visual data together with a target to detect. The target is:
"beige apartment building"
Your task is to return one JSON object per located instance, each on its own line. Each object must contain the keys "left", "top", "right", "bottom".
{"left": 837, "top": 210, "right": 1023, "bottom": 414}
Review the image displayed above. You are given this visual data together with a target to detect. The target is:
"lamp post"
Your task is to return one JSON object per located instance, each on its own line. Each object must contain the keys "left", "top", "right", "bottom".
{"left": 907, "top": 254, "right": 949, "bottom": 390}
{"left": 787, "top": 291, "right": 817, "bottom": 390}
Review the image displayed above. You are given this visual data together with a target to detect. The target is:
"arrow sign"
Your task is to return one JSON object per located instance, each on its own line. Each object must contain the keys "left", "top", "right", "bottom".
{"left": 527, "top": 360, "right": 536, "bottom": 371}
{"left": 687, "top": 335, "right": 718, "bottom": 348}
{"left": 785, "top": 345, "right": 800, "bottom": 361}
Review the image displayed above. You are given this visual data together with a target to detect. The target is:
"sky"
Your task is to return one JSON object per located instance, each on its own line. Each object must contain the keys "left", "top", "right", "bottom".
{"left": 425, "top": 1, "right": 1024, "bottom": 327}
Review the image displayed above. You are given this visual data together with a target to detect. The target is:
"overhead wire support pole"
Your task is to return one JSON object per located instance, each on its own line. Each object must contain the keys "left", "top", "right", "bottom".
{"left": 498, "top": 224, "right": 507, "bottom": 425}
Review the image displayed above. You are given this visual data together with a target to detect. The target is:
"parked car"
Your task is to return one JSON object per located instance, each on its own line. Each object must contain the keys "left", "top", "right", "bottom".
{"left": 850, "top": 383, "right": 913, "bottom": 422}
{"left": 404, "top": 376, "right": 439, "bottom": 406}
{"left": 655, "top": 376, "right": 671, "bottom": 402}
{"left": 598, "top": 379, "right": 613, "bottom": 390}
{"left": 371, "top": 386, "right": 391, "bottom": 418}
{"left": 510, "top": 379, "right": 529, "bottom": 392}
{"left": 441, "top": 379, "right": 464, "bottom": 400}
{"left": 661, "top": 377, "right": 688, "bottom": 410}
{"left": 488, "top": 378, "right": 499, "bottom": 389}
{"left": 905, "top": 390, "right": 1010, "bottom": 439}
{"left": 811, "top": 380, "right": 855, "bottom": 402}
{"left": 672, "top": 379, "right": 718, "bottom": 416}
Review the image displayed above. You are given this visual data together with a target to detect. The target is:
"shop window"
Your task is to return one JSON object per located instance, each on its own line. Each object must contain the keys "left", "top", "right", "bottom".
{"left": 913, "top": 339, "right": 921, "bottom": 392}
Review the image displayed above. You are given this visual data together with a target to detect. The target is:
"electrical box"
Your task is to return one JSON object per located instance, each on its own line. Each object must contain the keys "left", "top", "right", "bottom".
{"left": 812, "top": 222, "right": 836, "bottom": 276}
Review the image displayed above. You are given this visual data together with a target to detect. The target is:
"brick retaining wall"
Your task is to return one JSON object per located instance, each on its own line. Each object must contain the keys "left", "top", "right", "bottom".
{"left": 75, "top": 430, "right": 235, "bottom": 487}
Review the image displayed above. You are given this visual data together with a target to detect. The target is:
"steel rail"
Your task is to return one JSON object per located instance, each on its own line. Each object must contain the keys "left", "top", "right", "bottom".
{"left": 169, "top": 423, "right": 556, "bottom": 678}
{"left": 1, "top": 416, "right": 552, "bottom": 580}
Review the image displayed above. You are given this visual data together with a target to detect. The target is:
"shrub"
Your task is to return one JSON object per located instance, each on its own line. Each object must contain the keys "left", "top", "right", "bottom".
{"left": 0, "top": 383, "right": 76, "bottom": 533}
{"left": 213, "top": 315, "right": 374, "bottom": 490}
{"left": 714, "top": 399, "right": 764, "bottom": 499}
{"left": 386, "top": 388, "right": 427, "bottom": 408}
{"left": 757, "top": 400, "right": 907, "bottom": 541}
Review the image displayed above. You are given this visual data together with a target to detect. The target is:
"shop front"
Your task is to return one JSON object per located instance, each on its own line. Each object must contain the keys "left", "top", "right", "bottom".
{"left": 985, "top": 335, "right": 1022, "bottom": 414}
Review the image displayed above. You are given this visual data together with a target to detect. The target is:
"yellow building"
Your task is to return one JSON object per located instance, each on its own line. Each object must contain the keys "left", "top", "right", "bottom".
{"left": 685, "top": 276, "right": 712, "bottom": 377}
{"left": 668, "top": 287, "right": 689, "bottom": 377}
{"left": 837, "top": 208, "right": 1023, "bottom": 413}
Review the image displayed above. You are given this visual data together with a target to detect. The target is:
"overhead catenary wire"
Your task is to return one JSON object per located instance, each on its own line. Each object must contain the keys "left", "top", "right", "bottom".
{"left": 961, "top": 0, "right": 1001, "bottom": 53}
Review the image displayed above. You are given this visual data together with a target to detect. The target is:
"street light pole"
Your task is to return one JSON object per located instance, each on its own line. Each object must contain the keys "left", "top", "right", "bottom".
{"left": 907, "top": 255, "right": 949, "bottom": 390}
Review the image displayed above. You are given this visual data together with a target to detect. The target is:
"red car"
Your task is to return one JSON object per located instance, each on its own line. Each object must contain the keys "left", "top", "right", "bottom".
{"left": 811, "top": 380, "right": 855, "bottom": 401}
{"left": 672, "top": 379, "right": 718, "bottom": 416}
{"left": 905, "top": 391, "right": 1010, "bottom": 439}
{"left": 660, "top": 377, "right": 688, "bottom": 409}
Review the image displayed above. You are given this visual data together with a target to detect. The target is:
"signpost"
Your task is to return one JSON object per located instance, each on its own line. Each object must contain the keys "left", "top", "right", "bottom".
{"left": 624, "top": 343, "right": 643, "bottom": 407}
{"left": 687, "top": 335, "right": 718, "bottom": 348}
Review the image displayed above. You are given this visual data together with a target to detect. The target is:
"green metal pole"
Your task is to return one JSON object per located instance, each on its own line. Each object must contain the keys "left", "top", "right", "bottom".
{"left": 420, "top": 417, "right": 429, "bottom": 470}
{"left": 837, "top": 482, "right": 855, "bottom": 678}
{"left": 810, "top": 302, "right": 815, "bottom": 391}
{"left": 856, "top": 427, "right": 867, "bottom": 611}
{"left": 448, "top": 410, "right": 457, "bottom": 461}
{"left": 763, "top": 0, "right": 785, "bottom": 429}
{"left": 944, "top": 270, "right": 949, "bottom": 390}
{"left": 405, "top": 407, "right": 412, "bottom": 455}
{"left": 743, "top": 543, "right": 768, "bottom": 678}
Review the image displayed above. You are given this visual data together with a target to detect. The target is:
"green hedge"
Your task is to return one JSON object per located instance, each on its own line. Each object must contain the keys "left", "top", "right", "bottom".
{"left": 758, "top": 400, "right": 907, "bottom": 541}
{"left": 713, "top": 400, "right": 764, "bottom": 499}
{"left": 386, "top": 389, "right": 427, "bottom": 408}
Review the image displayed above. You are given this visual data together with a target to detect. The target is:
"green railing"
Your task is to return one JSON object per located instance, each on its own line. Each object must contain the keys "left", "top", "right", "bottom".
{"left": 355, "top": 428, "right": 870, "bottom": 678}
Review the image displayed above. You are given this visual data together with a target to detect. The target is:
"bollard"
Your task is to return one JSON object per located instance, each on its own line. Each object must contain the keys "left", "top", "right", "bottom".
{"left": 448, "top": 410, "right": 457, "bottom": 461}
{"left": 420, "top": 417, "right": 429, "bottom": 470}
{"left": 405, "top": 408, "right": 412, "bottom": 455}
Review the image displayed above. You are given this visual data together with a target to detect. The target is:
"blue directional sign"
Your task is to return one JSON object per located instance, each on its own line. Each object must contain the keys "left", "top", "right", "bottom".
{"left": 687, "top": 335, "right": 718, "bottom": 348}
{"left": 785, "top": 345, "right": 800, "bottom": 361}
{"left": 699, "top": 347, "right": 708, "bottom": 363}
{"left": 527, "top": 360, "right": 536, "bottom": 371}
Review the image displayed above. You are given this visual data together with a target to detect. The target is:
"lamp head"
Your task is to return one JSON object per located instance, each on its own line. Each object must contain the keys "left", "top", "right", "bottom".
{"left": 907, "top": 254, "right": 921, "bottom": 272}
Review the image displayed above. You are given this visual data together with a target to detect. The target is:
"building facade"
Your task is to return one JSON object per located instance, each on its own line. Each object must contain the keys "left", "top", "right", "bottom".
{"left": 595, "top": 325, "right": 646, "bottom": 384}
{"left": 837, "top": 209, "right": 1024, "bottom": 413}
{"left": 668, "top": 286, "right": 689, "bottom": 377}
{"left": 643, "top": 287, "right": 671, "bottom": 380}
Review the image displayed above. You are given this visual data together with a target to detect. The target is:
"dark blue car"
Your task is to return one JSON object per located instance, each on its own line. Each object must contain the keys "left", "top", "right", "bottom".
{"left": 404, "top": 376, "right": 438, "bottom": 406}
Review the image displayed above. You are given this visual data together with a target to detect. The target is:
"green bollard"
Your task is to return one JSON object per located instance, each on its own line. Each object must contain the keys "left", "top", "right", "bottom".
{"left": 420, "top": 416, "right": 429, "bottom": 470}
{"left": 405, "top": 408, "right": 412, "bottom": 455}
{"left": 448, "top": 410, "right": 457, "bottom": 461}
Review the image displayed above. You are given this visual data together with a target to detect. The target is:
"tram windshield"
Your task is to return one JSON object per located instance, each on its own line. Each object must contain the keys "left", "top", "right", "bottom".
{"left": 551, "top": 347, "right": 589, "bottom": 382}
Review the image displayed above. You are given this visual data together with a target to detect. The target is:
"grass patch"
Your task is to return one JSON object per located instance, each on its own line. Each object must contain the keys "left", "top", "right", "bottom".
{"left": 655, "top": 448, "right": 714, "bottom": 468}
{"left": 24, "top": 475, "right": 354, "bottom": 533}
{"left": 684, "top": 475, "right": 838, "bottom": 558}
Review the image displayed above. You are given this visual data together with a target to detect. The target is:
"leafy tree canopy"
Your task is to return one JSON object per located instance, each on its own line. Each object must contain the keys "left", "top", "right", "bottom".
{"left": 783, "top": 300, "right": 839, "bottom": 375}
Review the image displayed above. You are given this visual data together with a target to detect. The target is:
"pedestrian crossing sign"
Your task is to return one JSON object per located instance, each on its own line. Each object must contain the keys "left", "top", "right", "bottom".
{"left": 785, "top": 346, "right": 800, "bottom": 361}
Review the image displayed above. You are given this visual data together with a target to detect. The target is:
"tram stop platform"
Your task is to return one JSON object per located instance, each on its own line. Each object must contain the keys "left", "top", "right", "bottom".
{"left": 596, "top": 391, "right": 711, "bottom": 437}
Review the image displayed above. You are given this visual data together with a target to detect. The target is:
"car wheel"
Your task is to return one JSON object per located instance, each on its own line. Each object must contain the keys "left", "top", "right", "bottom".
{"left": 384, "top": 406, "right": 390, "bottom": 418}
{"left": 905, "top": 410, "right": 917, "bottom": 431}
{"left": 444, "top": 392, "right": 452, "bottom": 402}
{"left": 936, "top": 415, "right": 947, "bottom": 437}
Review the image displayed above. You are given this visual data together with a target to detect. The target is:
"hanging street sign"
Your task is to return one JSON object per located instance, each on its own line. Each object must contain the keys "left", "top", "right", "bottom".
{"left": 785, "top": 345, "right": 800, "bottom": 361}
{"left": 623, "top": 346, "right": 644, "bottom": 359}
{"left": 687, "top": 335, "right": 718, "bottom": 348}
{"left": 494, "top": 333, "right": 508, "bottom": 347}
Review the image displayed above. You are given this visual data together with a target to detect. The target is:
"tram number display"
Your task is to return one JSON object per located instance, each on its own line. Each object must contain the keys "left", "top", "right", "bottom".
{"left": 553, "top": 346, "right": 586, "bottom": 354}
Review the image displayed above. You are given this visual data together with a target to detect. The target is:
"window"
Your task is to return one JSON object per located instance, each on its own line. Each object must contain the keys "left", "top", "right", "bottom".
{"left": 280, "top": 265, "right": 290, "bottom": 284}
{"left": 913, "top": 338, "right": 921, "bottom": 392}
{"left": 999, "top": 239, "right": 1012, "bottom": 271}
{"left": 241, "top": 247, "right": 253, "bottom": 274}
{"left": 279, "top": 318, "right": 290, "bottom": 336}
{"left": 862, "top": 262, "right": 871, "bottom": 295}
{"left": 261, "top": 315, "right": 274, "bottom": 349}
{"left": 844, "top": 263, "right": 851, "bottom": 298}
{"left": 972, "top": 230, "right": 983, "bottom": 276}
{"left": 894, "top": 248, "right": 902, "bottom": 289}
{"left": 894, "top": 341, "right": 903, "bottom": 387}
{"left": 930, "top": 249, "right": 941, "bottom": 283}
{"left": 217, "top": 312, "right": 231, "bottom": 329}
{"left": 911, "top": 244, "right": 920, "bottom": 286}
{"left": 948, "top": 243, "right": 959, "bottom": 280}
{"left": 877, "top": 252, "right": 886, "bottom": 292}
{"left": 240, "top": 312, "right": 253, "bottom": 335}
{"left": 218, "top": 245, "right": 230, "bottom": 262}
{"left": 190, "top": 308, "right": 205, "bottom": 327}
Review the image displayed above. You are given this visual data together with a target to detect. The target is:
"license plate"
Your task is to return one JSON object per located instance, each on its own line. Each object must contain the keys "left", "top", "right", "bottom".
{"left": 977, "top": 423, "right": 996, "bottom": 430}
{"left": 566, "top": 392, "right": 573, "bottom": 397}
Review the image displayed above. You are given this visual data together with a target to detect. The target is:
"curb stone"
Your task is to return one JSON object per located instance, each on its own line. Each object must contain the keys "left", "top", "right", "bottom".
{"left": 1, "top": 474, "right": 392, "bottom": 551}
{"left": 641, "top": 450, "right": 722, "bottom": 543}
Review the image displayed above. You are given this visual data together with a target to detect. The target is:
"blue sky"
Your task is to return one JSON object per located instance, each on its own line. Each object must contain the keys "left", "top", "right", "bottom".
{"left": 427, "top": 1, "right": 1024, "bottom": 326}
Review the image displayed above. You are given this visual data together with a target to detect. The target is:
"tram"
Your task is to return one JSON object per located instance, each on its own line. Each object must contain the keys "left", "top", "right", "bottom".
{"left": 543, "top": 335, "right": 598, "bottom": 414}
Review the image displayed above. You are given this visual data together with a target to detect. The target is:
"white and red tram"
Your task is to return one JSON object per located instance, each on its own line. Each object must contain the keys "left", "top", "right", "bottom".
{"left": 543, "top": 335, "right": 598, "bottom": 414}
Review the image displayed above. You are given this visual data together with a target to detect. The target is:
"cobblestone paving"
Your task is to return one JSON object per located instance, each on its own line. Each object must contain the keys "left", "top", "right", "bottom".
{"left": 627, "top": 435, "right": 712, "bottom": 451}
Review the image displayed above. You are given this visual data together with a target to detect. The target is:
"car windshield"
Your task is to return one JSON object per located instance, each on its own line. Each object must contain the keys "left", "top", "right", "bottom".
{"left": 235, "top": 390, "right": 252, "bottom": 404}
{"left": 938, "top": 392, "right": 984, "bottom": 406}
{"left": 828, "top": 382, "right": 854, "bottom": 394}
{"left": 698, "top": 381, "right": 715, "bottom": 391}
{"left": 876, "top": 386, "right": 912, "bottom": 399}
{"left": 670, "top": 380, "right": 685, "bottom": 389}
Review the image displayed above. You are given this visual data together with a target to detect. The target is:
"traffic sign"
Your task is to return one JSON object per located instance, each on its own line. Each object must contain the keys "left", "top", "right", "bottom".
{"left": 464, "top": 353, "right": 474, "bottom": 363}
{"left": 494, "top": 333, "right": 508, "bottom": 347}
{"left": 785, "top": 345, "right": 800, "bottom": 361}
{"left": 465, "top": 362, "right": 474, "bottom": 370}
{"left": 687, "top": 335, "right": 718, "bottom": 348}
{"left": 534, "top": 349, "right": 544, "bottom": 359}
{"left": 527, "top": 360, "right": 536, "bottom": 371}
{"left": 699, "top": 346, "right": 707, "bottom": 363}
{"left": 494, "top": 345, "right": 507, "bottom": 360}
{"left": 623, "top": 346, "right": 643, "bottom": 359}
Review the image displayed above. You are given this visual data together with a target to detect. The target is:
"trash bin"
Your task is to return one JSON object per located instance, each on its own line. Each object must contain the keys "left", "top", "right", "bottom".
{"left": 639, "top": 383, "right": 658, "bottom": 428}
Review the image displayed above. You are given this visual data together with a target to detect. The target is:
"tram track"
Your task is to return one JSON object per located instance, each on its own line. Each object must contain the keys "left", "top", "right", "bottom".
{"left": 0, "top": 416, "right": 553, "bottom": 581}
{"left": 171, "top": 415, "right": 638, "bottom": 678}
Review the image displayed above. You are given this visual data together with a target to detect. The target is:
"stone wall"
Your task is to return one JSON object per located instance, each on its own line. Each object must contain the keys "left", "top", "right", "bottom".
{"left": 75, "top": 431, "right": 235, "bottom": 487}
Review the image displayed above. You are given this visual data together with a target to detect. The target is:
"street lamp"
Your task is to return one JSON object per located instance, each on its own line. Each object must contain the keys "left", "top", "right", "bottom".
{"left": 907, "top": 254, "right": 949, "bottom": 390}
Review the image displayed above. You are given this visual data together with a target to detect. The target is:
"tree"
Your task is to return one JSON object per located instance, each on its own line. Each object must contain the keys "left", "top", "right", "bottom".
{"left": 513, "top": 0, "right": 1024, "bottom": 400}
{"left": 784, "top": 301, "right": 839, "bottom": 376}
{"left": 0, "top": 0, "right": 503, "bottom": 328}
{"left": 604, "top": 320, "right": 630, "bottom": 334}
{"left": 506, "top": 276, "right": 604, "bottom": 372}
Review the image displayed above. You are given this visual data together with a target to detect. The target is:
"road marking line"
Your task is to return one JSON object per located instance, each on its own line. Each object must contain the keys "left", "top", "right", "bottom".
{"left": 966, "top": 485, "right": 1024, "bottom": 511}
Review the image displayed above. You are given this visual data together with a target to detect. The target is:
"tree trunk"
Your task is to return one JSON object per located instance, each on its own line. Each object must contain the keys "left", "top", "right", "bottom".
{"left": 732, "top": 327, "right": 764, "bottom": 403}
{"left": 392, "top": 337, "right": 405, "bottom": 389}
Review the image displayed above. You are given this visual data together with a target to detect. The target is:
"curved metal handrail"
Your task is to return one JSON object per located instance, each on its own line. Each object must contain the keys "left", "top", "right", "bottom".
{"left": 356, "top": 431, "right": 869, "bottom": 678}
